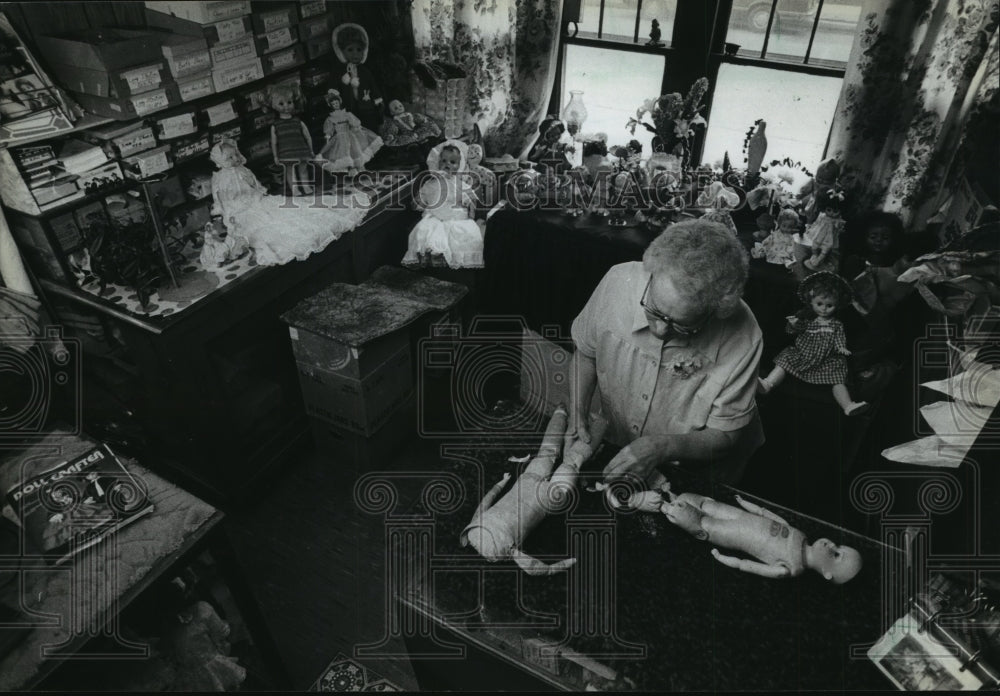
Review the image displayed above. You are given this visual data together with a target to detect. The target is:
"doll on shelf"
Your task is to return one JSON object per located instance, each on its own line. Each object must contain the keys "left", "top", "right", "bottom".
{"left": 661, "top": 486, "right": 862, "bottom": 583}
{"left": 389, "top": 99, "right": 415, "bottom": 131}
{"left": 401, "top": 139, "right": 484, "bottom": 269}
{"left": 268, "top": 84, "right": 314, "bottom": 196}
{"left": 752, "top": 207, "right": 799, "bottom": 266}
{"left": 841, "top": 210, "right": 910, "bottom": 280}
{"left": 796, "top": 188, "right": 845, "bottom": 274}
{"left": 757, "top": 271, "right": 870, "bottom": 416}
{"left": 209, "top": 139, "right": 369, "bottom": 267}
{"left": 380, "top": 99, "right": 442, "bottom": 148}
{"left": 318, "top": 88, "right": 383, "bottom": 175}
{"left": 331, "top": 23, "right": 385, "bottom": 132}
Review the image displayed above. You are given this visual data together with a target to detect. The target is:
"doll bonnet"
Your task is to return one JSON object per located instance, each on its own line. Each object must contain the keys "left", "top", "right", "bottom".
{"left": 797, "top": 270, "right": 853, "bottom": 306}
{"left": 332, "top": 23, "right": 369, "bottom": 64}
{"left": 426, "top": 139, "right": 469, "bottom": 172}
{"left": 210, "top": 139, "right": 245, "bottom": 168}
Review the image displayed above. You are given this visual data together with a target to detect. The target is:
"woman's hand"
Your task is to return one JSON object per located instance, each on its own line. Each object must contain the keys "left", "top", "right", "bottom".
{"left": 603, "top": 436, "right": 669, "bottom": 484}
{"left": 563, "top": 408, "right": 591, "bottom": 457}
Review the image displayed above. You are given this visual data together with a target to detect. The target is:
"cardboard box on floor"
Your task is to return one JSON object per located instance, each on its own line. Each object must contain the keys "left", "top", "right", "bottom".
{"left": 310, "top": 395, "right": 417, "bottom": 471}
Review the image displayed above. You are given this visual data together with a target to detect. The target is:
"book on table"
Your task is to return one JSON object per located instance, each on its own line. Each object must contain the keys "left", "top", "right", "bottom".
{"left": 4, "top": 444, "right": 154, "bottom": 565}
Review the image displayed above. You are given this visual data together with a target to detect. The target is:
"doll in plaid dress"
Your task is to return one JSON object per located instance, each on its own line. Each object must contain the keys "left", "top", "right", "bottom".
{"left": 757, "top": 272, "right": 870, "bottom": 416}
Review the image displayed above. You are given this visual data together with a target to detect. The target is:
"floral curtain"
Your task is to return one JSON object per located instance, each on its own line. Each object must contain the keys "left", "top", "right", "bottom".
{"left": 411, "top": 0, "right": 563, "bottom": 157}
{"left": 826, "top": 0, "right": 999, "bottom": 229}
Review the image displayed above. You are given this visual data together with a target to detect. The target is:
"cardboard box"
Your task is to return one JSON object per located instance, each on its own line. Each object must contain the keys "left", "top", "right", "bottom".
{"left": 36, "top": 28, "right": 163, "bottom": 72}
{"left": 146, "top": 9, "right": 253, "bottom": 46}
{"left": 79, "top": 122, "right": 158, "bottom": 159}
{"left": 121, "top": 144, "right": 172, "bottom": 179}
{"left": 239, "top": 84, "right": 269, "bottom": 111}
{"left": 297, "top": 14, "right": 330, "bottom": 41}
{"left": 210, "top": 122, "right": 243, "bottom": 145}
{"left": 144, "top": 1, "right": 251, "bottom": 24}
{"left": 304, "top": 35, "right": 331, "bottom": 60}
{"left": 48, "top": 212, "right": 84, "bottom": 253}
{"left": 242, "top": 132, "right": 272, "bottom": 162}
{"left": 202, "top": 98, "right": 239, "bottom": 127}
{"left": 143, "top": 173, "right": 185, "bottom": 209}
{"left": 287, "top": 323, "right": 410, "bottom": 382}
{"left": 170, "top": 132, "right": 211, "bottom": 163}
{"left": 159, "top": 32, "right": 208, "bottom": 60}
{"left": 256, "top": 25, "right": 297, "bottom": 54}
{"left": 49, "top": 60, "right": 169, "bottom": 99}
{"left": 243, "top": 109, "right": 275, "bottom": 133}
{"left": 210, "top": 34, "right": 258, "bottom": 66}
{"left": 309, "top": 395, "right": 416, "bottom": 470}
{"left": 296, "top": 345, "right": 413, "bottom": 436}
{"left": 166, "top": 48, "right": 212, "bottom": 79}
{"left": 76, "top": 160, "right": 124, "bottom": 195}
{"left": 211, "top": 57, "right": 263, "bottom": 93}
{"left": 261, "top": 44, "right": 304, "bottom": 75}
{"left": 155, "top": 111, "right": 199, "bottom": 140}
{"left": 298, "top": 1, "right": 327, "bottom": 20}
{"left": 71, "top": 84, "right": 181, "bottom": 120}
{"left": 252, "top": 4, "right": 298, "bottom": 34}
{"left": 176, "top": 71, "right": 215, "bottom": 102}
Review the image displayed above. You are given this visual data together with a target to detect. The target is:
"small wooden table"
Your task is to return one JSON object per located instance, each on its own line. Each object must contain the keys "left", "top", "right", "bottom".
{"left": 0, "top": 433, "right": 288, "bottom": 691}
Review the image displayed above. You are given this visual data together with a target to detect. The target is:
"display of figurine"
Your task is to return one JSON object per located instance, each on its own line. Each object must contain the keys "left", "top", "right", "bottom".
{"left": 460, "top": 406, "right": 607, "bottom": 575}
{"left": 401, "top": 139, "right": 484, "bottom": 269}
{"left": 268, "top": 84, "right": 314, "bottom": 196}
{"left": 331, "top": 23, "right": 385, "bottom": 132}
{"left": 379, "top": 99, "right": 442, "bottom": 147}
{"left": 465, "top": 143, "right": 497, "bottom": 211}
{"left": 318, "top": 88, "right": 382, "bottom": 175}
{"left": 209, "top": 139, "right": 368, "bottom": 267}
{"left": 661, "top": 487, "right": 863, "bottom": 583}
{"left": 751, "top": 207, "right": 799, "bottom": 266}
{"left": 757, "top": 271, "right": 871, "bottom": 416}
{"left": 796, "top": 188, "right": 845, "bottom": 274}
{"left": 199, "top": 220, "right": 248, "bottom": 269}
{"left": 527, "top": 116, "right": 573, "bottom": 176}
{"left": 646, "top": 18, "right": 663, "bottom": 46}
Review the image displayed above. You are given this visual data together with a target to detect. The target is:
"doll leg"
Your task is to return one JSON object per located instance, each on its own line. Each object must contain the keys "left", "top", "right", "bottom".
{"left": 758, "top": 366, "right": 787, "bottom": 395}
{"left": 832, "top": 384, "right": 870, "bottom": 416}
{"left": 293, "top": 162, "right": 314, "bottom": 196}
{"left": 661, "top": 499, "right": 708, "bottom": 539}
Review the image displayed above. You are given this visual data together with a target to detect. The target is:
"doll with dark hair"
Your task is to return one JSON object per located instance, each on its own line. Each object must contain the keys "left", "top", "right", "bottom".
{"left": 841, "top": 210, "right": 908, "bottom": 279}
{"left": 758, "top": 271, "right": 870, "bottom": 416}
{"left": 331, "top": 23, "right": 385, "bottom": 131}
{"left": 528, "top": 117, "right": 573, "bottom": 175}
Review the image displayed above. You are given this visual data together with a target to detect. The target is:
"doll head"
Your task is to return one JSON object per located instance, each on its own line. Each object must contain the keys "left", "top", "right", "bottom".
{"left": 818, "top": 187, "right": 845, "bottom": 218}
{"left": 539, "top": 117, "right": 566, "bottom": 144}
{"left": 269, "top": 85, "right": 299, "bottom": 117}
{"left": 389, "top": 99, "right": 406, "bottom": 117}
{"left": 325, "top": 89, "right": 343, "bottom": 110}
{"left": 805, "top": 538, "right": 862, "bottom": 583}
{"left": 860, "top": 210, "right": 903, "bottom": 259}
{"left": 332, "top": 23, "right": 369, "bottom": 65}
{"left": 466, "top": 144, "right": 484, "bottom": 168}
{"left": 775, "top": 208, "right": 800, "bottom": 235}
{"left": 210, "top": 139, "right": 245, "bottom": 169}
{"left": 798, "top": 271, "right": 852, "bottom": 319}
{"left": 427, "top": 139, "right": 467, "bottom": 176}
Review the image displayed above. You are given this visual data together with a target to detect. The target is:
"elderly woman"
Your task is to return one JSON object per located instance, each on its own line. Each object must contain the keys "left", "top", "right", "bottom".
{"left": 567, "top": 218, "right": 764, "bottom": 485}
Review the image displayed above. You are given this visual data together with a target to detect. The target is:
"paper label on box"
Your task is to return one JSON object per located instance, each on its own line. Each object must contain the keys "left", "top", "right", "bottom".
{"left": 179, "top": 75, "right": 214, "bottom": 102}
{"left": 262, "top": 11, "right": 290, "bottom": 32}
{"left": 214, "top": 17, "right": 248, "bottom": 44}
{"left": 122, "top": 64, "right": 164, "bottom": 93}
{"left": 131, "top": 89, "right": 170, "bottom": 116}
{"left": 205, "top": 100, "right": 238, "bottom": 126}
{"left": 270, "top": 48, "right": 297, "bottom": 70}
{"left": 305, "top": 20, "right": 327, "bottom": 39}
{"left": 114, "top": 128, "right": 156, "bottom": 158}
{"left": 215, "top": 60, "right": 262, "bottom": 90}
{"left": 299, "top": 1, "right": 325, "bottom": 18}
{"left": 244, "top": 87, "right": 267, "bottom": 111}
{"left": 131, "top": 149, "right": 169, "bottom": 177}
{"left": 158, "top": 113, "right": 196, "bottom": 139}
{"left": 172, "top": 51, "right": 212, "bottom": 77}
{"left": 206, "top": 0, "right": 248, "bottom": 22}
{"left": 212, "top": 36, "right": 255, "bottom": 64}
{"left": 174, "top": 136, "right": 209, "bottom": 161}
{"left": 211, "top": 124, "right": 242, "bottom": 144}
{"left": 262, "top": 26, "right": 294, "bottom": 52}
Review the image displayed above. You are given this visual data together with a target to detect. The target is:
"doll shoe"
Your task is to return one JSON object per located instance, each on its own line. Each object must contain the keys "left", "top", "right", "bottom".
{"left": 844, "top": 401, "right": 871, "bottom": 417}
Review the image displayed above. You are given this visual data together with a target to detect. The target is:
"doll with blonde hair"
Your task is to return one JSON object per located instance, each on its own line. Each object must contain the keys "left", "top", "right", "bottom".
{"left": 268, "top": 84, "right": 314, "bottom": 196}
{"left": 401, "top": 140, "right": 484, "bottom": 268}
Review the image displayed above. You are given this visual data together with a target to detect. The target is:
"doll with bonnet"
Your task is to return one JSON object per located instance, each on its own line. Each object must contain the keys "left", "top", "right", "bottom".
{"left": 209, "top": 139, "right": 369, "bottom": 266}
{"left": 401, "top": 139, "right": 484, "bottom": 269}
{"left": 331, "top": 23, "right": 385, "bottom": 131}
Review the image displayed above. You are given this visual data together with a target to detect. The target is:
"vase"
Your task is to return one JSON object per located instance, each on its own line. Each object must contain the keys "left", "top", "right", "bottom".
{"left": 561, "top": 90, "right": 587, "bottom": 138}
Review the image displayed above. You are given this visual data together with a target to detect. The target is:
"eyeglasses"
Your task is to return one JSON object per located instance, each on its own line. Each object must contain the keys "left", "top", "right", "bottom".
{"left": 640, "top": 277, "right": 708, "bottom": 337}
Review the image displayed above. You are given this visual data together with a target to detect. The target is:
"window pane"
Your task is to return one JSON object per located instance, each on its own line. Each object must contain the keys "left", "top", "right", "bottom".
{"left": 562, "top": 44, "right": 666, "bottom": 152}
{"left": 808, "top": 0, "right": 863, "bottom": 66}
{"left": 600, "top": 0, "right": 641, "bottom": 41}
{"left": 701, "top": 64, "right": 842, "bottom": 172}
{"left": 726, "top": 0, "right": 774, "bottom": 56}
{"left": 577, "top": 0, "right": 602, "bottom": 36}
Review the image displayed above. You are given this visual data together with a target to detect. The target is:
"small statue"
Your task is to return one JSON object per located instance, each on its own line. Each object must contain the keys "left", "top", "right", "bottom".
{"left": 662, "top": 487, "right": 863, "bottom": 583}
{"left": 646, "top": 18, "right": 663, "bottom": 46}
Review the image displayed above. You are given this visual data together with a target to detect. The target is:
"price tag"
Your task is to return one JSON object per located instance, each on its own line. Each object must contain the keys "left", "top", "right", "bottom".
{"left": 122, "top": 64, "right": 163, "bottom": 93}
{"left": 262, "top": 26, "right": 294, "bottom": 52}
{"left": 205, "top": 0, "right": 248, "bottom": 22}
{"left": 205, "top": 100, "right": 238, "bottom": 126}
{"left": 262, "top": 11, "right": 290, "bottom": 32}
{"left": 172, "top": 51, "right": 211, "bottom": 77}
{"left": 114, "top": 128, "right": 155, "bottom": 158}
{"left": 158, "top": 114, "right": 196, "bottom": 140}
{"left": 132, "top": 90, "right": 169, "bottom": 117}
{"left": 179, "top": 75, "right": 214, "bottom": 102}
{"left": 212, "top": 36, "right": 255, "bottom": 65}
{"left": 214, "top": 17, "right": 248, "bottom": 44}
{"left": 299, "top": 1, "right": 325, "bottom": 18}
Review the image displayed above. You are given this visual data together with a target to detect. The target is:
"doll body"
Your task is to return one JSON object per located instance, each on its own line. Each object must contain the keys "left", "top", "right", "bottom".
{"left": 752, "top": 209, "right": 799, "bottom": 266}
{"left": 661, "top": 490, "right": 862, "bottom": 583}
{"left": 331, "top": 23, "right": 385, "bottom": 132}
{"left": 319, "top": 90, "right": 382, "bottom": 174}
{"left": 801, "top": 210, "right": 844, "bottom": 273}
{"left": 210, "top": 140, "right": 368, "bottom": 267}
{"left": 269, "top": 86, "right": 314, "bottom": 196}
{"left": 402, "top": 140, "right": 484, "bottom": 268}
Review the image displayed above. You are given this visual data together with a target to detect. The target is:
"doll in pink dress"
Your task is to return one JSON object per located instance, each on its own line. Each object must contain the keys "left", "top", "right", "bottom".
{"left": 401, "top": 140, "right": 484, "bottom": 269}
{"left": 757, "top": 271, "right": 870, "bottom": 416}
{"left": 318, "top": 89, "right": 382, "bottom": 175}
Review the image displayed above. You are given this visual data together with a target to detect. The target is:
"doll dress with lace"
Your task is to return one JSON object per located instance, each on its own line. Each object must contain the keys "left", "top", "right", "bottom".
{"left": 401, "top": 174, "right": 484, "bottom": 268}
{"left": 773, "top": 317, "right": 849, "bottom": 384}
{"left": 319, "top": 108, "right": 382, "bottom": 171}
{"left": 212, "top": 164, "right": 369, "bottom": 266}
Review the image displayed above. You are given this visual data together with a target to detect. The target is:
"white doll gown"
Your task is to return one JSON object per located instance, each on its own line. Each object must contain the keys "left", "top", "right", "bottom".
{"left": 402, "top": 175, "right": 484, "bottom": 268}
{"left": 211, "top": 165, "right": 369, "bottom": 266}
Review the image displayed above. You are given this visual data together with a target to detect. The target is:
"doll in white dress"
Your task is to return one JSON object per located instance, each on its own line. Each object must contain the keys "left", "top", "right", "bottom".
{"left": 401, "top": 140, "right": 484, "bottom": 269}
{"left": 318, "top": 89, "right": 382, "bottom": 175}
{"left": 210, "top": 139, "right": 370, "bottom": 266}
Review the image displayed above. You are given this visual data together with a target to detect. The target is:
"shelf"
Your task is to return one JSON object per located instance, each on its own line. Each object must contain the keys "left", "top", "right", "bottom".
{"left": 0, "top": 112, "right": 113, "bottom": 150}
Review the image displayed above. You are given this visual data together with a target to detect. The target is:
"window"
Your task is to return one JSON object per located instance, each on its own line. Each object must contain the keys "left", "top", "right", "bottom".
{"left": 556, "top": 0, "right": 864, "bottom": 167}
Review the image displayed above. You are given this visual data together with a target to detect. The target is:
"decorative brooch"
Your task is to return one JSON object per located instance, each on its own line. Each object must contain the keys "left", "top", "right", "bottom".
{"left": 669, "top": 357, "right": 704, "bottom": 379}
